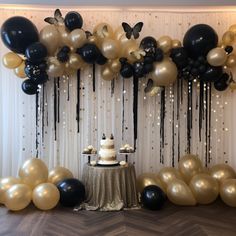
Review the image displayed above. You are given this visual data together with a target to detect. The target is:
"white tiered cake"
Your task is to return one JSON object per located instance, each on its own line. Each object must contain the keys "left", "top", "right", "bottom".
{"left": 98, "top": 134, "right": 118, "bottom": 165}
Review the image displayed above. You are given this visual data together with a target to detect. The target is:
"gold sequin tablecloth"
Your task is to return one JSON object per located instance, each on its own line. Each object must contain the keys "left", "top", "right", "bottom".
{"left": 82, "top": 164, "right": 139, "bottom": 211}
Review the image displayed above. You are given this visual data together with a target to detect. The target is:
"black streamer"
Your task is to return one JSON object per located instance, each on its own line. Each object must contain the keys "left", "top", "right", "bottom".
{"left": 208, "top": 83, "right": 212, "bottom": 164}
{"left": 187, "top": 81, "right": 193, "bottom": 154}
{"left": 172, "top": 88, "right": 175, "bottom": 167}
{"left": 57, "top": 77, "right": 60, "bottom": 123}
{"left": 67, "top": 77, "right": 70, "bottom": 101}
{"left": 133, "top": 76, "right": 139, "bottom": 151}
{"left": 205, "top": 82, "right": 208, "bottom": 167}
{"left": 42, "top": 84, "right": 45, "bottom": 144}
{"left": 92, "top": 64, "right": 96, "bottom": 92}
{"left": 160, "top": 88, "right": 165, "bottom": 164}
{"left": 111, "top": 79, "right": 115, "bottom": 97}
{"left": 76, "top": 69, "right": 81, "bottom": 133}
{"left": 177, "top": 77, "right": 181, "bottom": 162}
{"left": 35, "top": 91, "right": 39, "bottom": 158}
{"left": 199, "top": 81, "right": 204, "bottom": 141}
{"left": 54, "top": 78, "right": 57, "bottom": 140}
{"left": 122, "top": 79, "right": 125, "bottom": 141}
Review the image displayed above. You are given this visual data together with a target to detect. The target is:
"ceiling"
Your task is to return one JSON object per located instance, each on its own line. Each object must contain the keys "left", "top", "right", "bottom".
{"left": 0, "top": 0, "right": 236, "bottom": 6}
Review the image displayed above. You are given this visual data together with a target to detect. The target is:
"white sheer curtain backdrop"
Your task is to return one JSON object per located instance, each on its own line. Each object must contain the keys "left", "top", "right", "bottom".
{"left": 1, "top": 6, "right": 236, "bottom": 178}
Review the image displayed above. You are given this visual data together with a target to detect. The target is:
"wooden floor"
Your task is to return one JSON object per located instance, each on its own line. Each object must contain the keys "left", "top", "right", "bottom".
{"left": 1, "top": 199, "right": 236, "bottom": 236}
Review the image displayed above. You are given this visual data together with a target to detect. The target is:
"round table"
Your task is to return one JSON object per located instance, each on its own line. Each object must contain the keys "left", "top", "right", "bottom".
{"left": 81, "top": 163, "right": 139, "bottom": 211}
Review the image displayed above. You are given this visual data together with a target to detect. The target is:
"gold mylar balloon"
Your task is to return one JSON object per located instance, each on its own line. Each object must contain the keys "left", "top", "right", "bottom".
{"left": 210, "top": 164, "right": 236, "bottom": 183}
{"left": 57, "top": 25, "right": 71, "bottom": 47}
{"left": 159, "top": 167, "right": 183, "bottom": 190}
{"left": 207, "top": 47, "right": 227, "bottom": 67}
{"left": 5, "top": 184, "right": 32, "bottom": 211}
{"left": 137, "top": 173, "right": 165, "bottom": 193}
{"left": 2, "top": 52, "right": 22, "bottom": 69}
{"left": 226, "top": 54, "right": 236, "bottom": 68}
{"left": 101, "top": 66, "right": 114, "bottom": 81}
{"left": 93, "top": 23, "right": 114, "bottom": 40}
{"left": 167, "top": 179, "right": 196, "bottom": 206}
{"left": 158, "top": 36, "right": 172, "bottom": 53}
{"left": 109, "top": 59, "right": 121, "bottom": 73}
{"left": 0, "top": 177, "right": 22, "bottom": 204}
{"left": 229, "top": 24, "right": 236, "bottom": 35}
{"left": 172, "top": 39, "right": 182, "bottom": 48}
{"left": 40, "top": 25, "right": 60, "bottom": 56}
{"left": 189, "top": 174, "right": 219, "bottom": 204}
{"left": 47, "top": 57, "right": 65, "bottom": 77}
{"left": 220, "top": 179, "right": 236, "bottom": 207}
{"left": 151, "top": 59, "right": 178, "bottom": 86}
{"left": 178, "top": 154, "right": 203, "bottom": 183}
{"left": 69, "top": 29, "right": 87, "bottom": 48}
{"left": 222, "top": 31, "right": 235, "bottom": 45}
{"left": 32, "top": 183, "right": 60, "bottom": 210}
{"left": 48, "top": 166, "right": 73, "bottom": 185}
{"left": 101, "top": 39, "right": 119, "bottom": 59}
{"left": 68, "top": 53, "right": 84, "bottom": 70}
{"left": 19, "top": 158, "right": 48, "bottom": 189}
{"left": 14, "top": 61, "right": 27, "bottom": 78}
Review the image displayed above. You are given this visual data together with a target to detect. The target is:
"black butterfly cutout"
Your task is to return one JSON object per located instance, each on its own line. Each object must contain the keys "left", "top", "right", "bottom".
{"left": 44, "top": 9, "right": 64, "bottom": 25}
{"left": 122, "top": 22, "right": 143, "bottom": 39}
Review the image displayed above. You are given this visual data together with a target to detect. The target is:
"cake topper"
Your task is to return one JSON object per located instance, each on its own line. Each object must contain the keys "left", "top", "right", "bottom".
{"left": 102, "top": 133, "right": 106, "bottom": 140}
{"left": 110, "top": 134, "right": 114, "bottom": 140}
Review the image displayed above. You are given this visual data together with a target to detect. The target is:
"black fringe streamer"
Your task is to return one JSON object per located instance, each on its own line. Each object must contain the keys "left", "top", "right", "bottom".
{"left": 35, "top": 91, "right": 39, "bottom": 158}
{"left": 172, "top": 87, "right": 175, "bottom": 167}
{"left": 208, "top": 83, "right": 212, "bottom": 164}
{"left": 57, "top": 77, "right": 60, "bottom": 123}
{"left": 133, "top": 76, "right": 139, "bottom": 151}
{"left": 67, "top": 77, "right": 70, "bottom": 101}
{"left": 111, "top": 79, "right": 115, "bottom": 97}
{"left": 199, "top": 81, "right": 204, "bottom": 141}
{"left": 76, "top": 69, "right": 81, "bottom": 133}
{"left": 177, "top": 77, "right": 181, "bottom": 162}
{"left": 122, "top": 79, "right": 125, "bottom": 141}
{"left": 160, "top": 88, "right": 165, "bottom": 164}
{"left": 92, "top": 64, "right": 96, "bottom": 92}
{"left": 187, "top": 81, "right": 193, "bottom": 154}
{"left": 54, "top": 78, "right": 57, "bottom": 140}
{"left": 42, "top": 84, "right": 45, "bottom": 144}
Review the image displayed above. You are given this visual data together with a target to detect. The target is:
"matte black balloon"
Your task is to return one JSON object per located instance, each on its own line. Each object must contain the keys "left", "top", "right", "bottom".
{"left": 144, "top": 62, "right": 154, "bottom": 74}
{"left": 170, "top": 47, "right": 188, "bottom": 69}
{"left": 190, "top": 67, "right": 199, "bottom": 77}
{"left": 225, "top": 45, "right": 233, "bottom": 54}
{"left": 78, "top": 43, "right": 100, "bottom": 64}
{"left": 1, "top": 16, "right": 39, "bottom": 54}
{"left": 144, "top": 56, "right": 154, "bottom": 64}
{"left": 57, "top": 51, "right": 69, "bottom": 63}
{"left": 65, "top": 11, "right": 83, "bottom": 31}
{"left": 25, "top": 61, "right": 47, "bottom": 79}
{"left": 200, "top": 65, "right": 223, "bottom": 82}
{"left": 214, "top": 73, "right": 229, "bottom": 91}
{"left": 120, "top": 63, "right": 133, "bottom": 78}
{"left": 154, "top": 48, "right": 164, "bottom": 62}
{"left": 25, "top": 42, "right": 47, "bottom": 63}
{"left": 183, "top": 24, "right": 218, "bottom": 59}
{"left": 198, "top": 64, "right": 207, "bottom": 74}
{"left": 133, "top": 61, "right": 145, "bottom": 78}
{"left": 96, "top": 53, "right": 108, "bottom": 65}
{"left": 30, "top": 73, "right": 48, "bottom": 85}
{"left": 57, "top": 178, "right": 85, "bottom": 207}
{"left": 21, "top": 79, "right": 38, "bottom": 95}
{"left": 140, "top": 36, "right": 157, "bottom": 54}
{"left": 141, "top": 185, "right": 166, "bottom": 210}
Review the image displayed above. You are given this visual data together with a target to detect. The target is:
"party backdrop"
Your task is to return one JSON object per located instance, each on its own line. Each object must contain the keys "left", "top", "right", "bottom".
{"left": 1, "top": 6, "right": 236, "bottom": 178}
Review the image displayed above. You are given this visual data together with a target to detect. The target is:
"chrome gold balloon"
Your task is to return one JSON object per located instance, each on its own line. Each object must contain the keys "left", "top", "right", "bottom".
{"left": 222, "top": 31, "right": 235, "bottom": 45}
{"left": 101, "top": 38, "right": 119, "bottom": 59}
{"left": 207, "top": 47, "right": 227, "bottom": 67}
{"left": 14, "top": 61, "right": 27, "bottom": 78}
{"left": 158, "top": 35, "right": 172, "bottom": 53}
{"left": 68, "top": 53, "right": 84, "bottom": 70}
{"left": 226, "top": 54, "right": 236, "bottom": 68}
{"left": 2, "top": 52, "right": 23, "bottom": 69}
{"left": 69, "top": 29, "right": 87, "bottom": 48}
{"left": 172, "top": 39, "right": 182, "bottom": 48}
{"left": 210, "top": 164, "right": 236, "bottom": 183}
{"left": 109, "top": 59, "right": 121, "bottom": 73}
{"left": 48, "top": 166, "right": 73, "bottom": 185}
{"left": 220, "top": 179, "right": 236, "bottom": 207}
{"left": 101, "top": 66, "right": 114, "bottom": 81}
{"left": 47, "top": 57, "right": 65, "bottom": 77}
{"left": 189, "top": 174, "right": 219, "bottom": 204}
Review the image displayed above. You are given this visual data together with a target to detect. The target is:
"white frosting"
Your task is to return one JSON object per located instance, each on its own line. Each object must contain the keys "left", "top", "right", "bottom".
{"left": 99, "top": 149, "right": 116, "bottom": 158}
{"left": 99, "top": 137, "right": 116, "bottom": 164}
{"left": 100, "top": 139, "right": 114, "bottom": 147}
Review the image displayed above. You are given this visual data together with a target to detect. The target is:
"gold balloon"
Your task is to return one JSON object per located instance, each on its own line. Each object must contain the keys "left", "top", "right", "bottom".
{"left": 167, "top": 179, "right": 196, "bottom": 206}
{"left": 220, "top": 179, "right": 236, "bottom": 207}
{"left": 40, "top": 25, "right": 60, "bottom": 55}
{"left": 101, "top": 66, "right": 114, "bottom": 81}
{"left": 210, "top": 164, "right": 236, "bottom": 183}
{"left": 229, "top": 24, "right": 236, "bottom": 35}
{"left": 69, "top": 29, "right": 87, "bottom": 48}
{"left": 207, "top": 47, "right": 227, "bottom": 67}
{"left": 120, "top": 40, "right": 139, "bottom": 63}
{"left": 178, "top": 154, "right": 203, "bottom": 183}
{"left": 229, "top": 82, "right": 236, "bottom": 90}
{"left": 5, "top": 184, "right": 32, "bottom": 211}
{"left": 151, "top": 59, "right": 178, "bottom": 86}
{"left": 47, "top": 57, "right": 65, "bottom": 77}
{"left": 2, "top": 52, "right": 22, "bottom": 69}
{"left": 88, "top": 35, "right": 99, "bottom": 45}
{"left": 19, "top": 158, "right": 48, "bottom": 189}
{"left": 14, "top": 61, "right": 27, "bottom": 78}
{"left": 57, "top": 25, "right": 71, "bottom": 47}
{"left": 101, "top": 39, "right": 119, "bottom": 59}
{"left": 68, "top": 53, "right": 84, "bottom": 70}
{"left": 119, "top": 36, "right": 136, "bottom": 49}
{"left": 137, "top": 173, "right": 166, "bottom": 193}
{"left": 226, "top": 54, "right": 236, "bottom": 68}
{"left": 93, "top": 23, "right": 114, "bottom": 40}
{"left": 159, "top": 167, "right": 183, "bottom": 190}
{"left": 109, "top": 59, "right": 121, "bottom": 73}
{"left": 48, "top": 166, "right": 74, "bottom": 185}
{"left": 222, "top": 31, "right": 235, "bottom": 45}
{"left": 114, "top": 26, "right": 125, "bottom": 41}
{"left": 64, "top": 62, "right": 76, "bottom": 76}
{"left": 172, "top": 39, "right": 182, "bottom": 48}
{"left": 158, "top": 36, "right": 172, "bottom": 53}
{"left": 0, "top": 177, "right": 22, "bottom": 204}
{"left": 189, "top": 174, "right": 219, "bottom": 204}
{"left": 32, "top": 183, "right": 60, "bottom": 210}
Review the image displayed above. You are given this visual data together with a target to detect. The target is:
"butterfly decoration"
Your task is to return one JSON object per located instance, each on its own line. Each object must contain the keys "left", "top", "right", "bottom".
{"left": 122, "top": 22, "right": 144, "bottom": 39}
{"left": 44, "top": 9, "right": 64, "bottom": 26}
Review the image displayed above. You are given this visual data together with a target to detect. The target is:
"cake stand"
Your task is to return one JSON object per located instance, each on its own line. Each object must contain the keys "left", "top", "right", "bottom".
{"left": 118, "top": 152, "right": 134, "bottom": 162}
{"left": 82, "top": 153, "right": 97, "bottom": 164}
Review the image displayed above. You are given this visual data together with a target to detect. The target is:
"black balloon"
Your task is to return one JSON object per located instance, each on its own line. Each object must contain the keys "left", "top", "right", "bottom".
{"left": 141, "top": 185, "right": 166, "bottom": 210}
{"left": 25, "top": 60, "right": 47, "bottom": 79}
{"left": 120, "top": 63, "right": 133, "bottom": 78}
{"left": 200, "top": 65, "right": 223, "bottom": 82}
{"left": 154, "top": 48, "right": 164, "bottom": 62}
{"left": 21, "top": 79, "right": 38, "bottom": 95}
{"left": 170, "top": 47, "right": 188, "bottom": 69}
{"left": 57, "top": 178, "right": 85, "bottom": 207}
{"left": 57, "top": 51, "right": 69, "bottom": 63}
{"left": 133, "top": 61, "right": 145, "bottom": 78}
{"left": 65, "top": 11, "right": 83, "bottom": 31}
{"left": 30, "top": 73, "right": 48, "bottom": 85}
{"left": 143, "top": 62, "right": 154, "bottom": 74}
{"left": 25, "top": 42, "right": 47, "bottom": 63}
{"left": 1, "top": 16, "right": 39, "bottom": 54}
{"left": 96, "top": 53, "right": 108, "bottom": 65}
{"left": 214, "top": 73, "right": 229, "bottom": 91}
{"left": 183, "top": 24, "right": 218, "bottom": 59}
{"left": 225, "top": 45, "right": 233, "bottom": 54}
{"left": 140, "top": 36, "right": 157, "bottom": 55}
{"left": 77, "top": 43, "right": 100, "bottom": 64}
